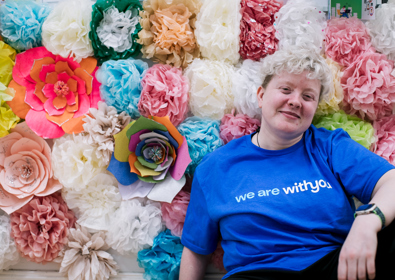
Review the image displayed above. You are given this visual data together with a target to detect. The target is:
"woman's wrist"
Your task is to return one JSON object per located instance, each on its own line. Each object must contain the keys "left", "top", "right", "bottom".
{"left": 354, "top": 213, "right": 382, "bottom": 233}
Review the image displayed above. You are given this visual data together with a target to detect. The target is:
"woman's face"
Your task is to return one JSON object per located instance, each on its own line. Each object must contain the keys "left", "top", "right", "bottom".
{"left": 257, "top": 70, "right": 321, "bottom": 140}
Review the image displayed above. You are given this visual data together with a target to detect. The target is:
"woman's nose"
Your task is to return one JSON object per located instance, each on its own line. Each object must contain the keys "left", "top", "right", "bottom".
{"left": 287, "top": 93, "right": 301, "bottom": 108}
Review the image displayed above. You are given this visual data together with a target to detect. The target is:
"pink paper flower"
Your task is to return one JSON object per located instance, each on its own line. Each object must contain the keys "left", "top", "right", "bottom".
{"left": 0, "top": 122, "right": 62, "bottom": 214}
{"left": 10, "top": 192, "right": 76, "bottom": 263}
{"left": 211, "top": 242, "right": 226, "bottom": 272}
{"left": 161, "top": 189, "right": 190, "bottom": 237}
{"left": 138, "top": 64, "right": 189, "bottom": 126}
{"left": 220, "top": 109, "right": 261, "bottom": 144}
{"left": 7, "top": 46, "right": 102, "bottom": 139}
{"left": 372, "top": 115, "right": 395, "bottom": 165}
{"left": 239, "top": 0, "right": 282, "bottom": 61}
{"left": 341, "top": 52, "right": 395, "bottom": 121}
{"left": 325, "top": 17, "right": 374, "bottom": 68}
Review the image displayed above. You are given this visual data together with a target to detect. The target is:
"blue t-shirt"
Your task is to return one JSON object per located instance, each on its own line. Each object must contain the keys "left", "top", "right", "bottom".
{"left": 181, "top": 125, "right": 394, "bottom": 279}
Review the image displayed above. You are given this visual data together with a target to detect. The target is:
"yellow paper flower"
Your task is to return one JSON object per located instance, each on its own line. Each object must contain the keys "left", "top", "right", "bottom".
{"left": 0, "top": 41, "right": 16, "bottom": 86}
{"left": 0, "top": 82, "right": 19, "bottom": 137}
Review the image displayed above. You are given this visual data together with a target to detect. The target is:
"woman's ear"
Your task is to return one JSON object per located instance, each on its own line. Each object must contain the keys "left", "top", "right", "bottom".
{"left": 257, "top": 86, "right": 264, "bottom": 108}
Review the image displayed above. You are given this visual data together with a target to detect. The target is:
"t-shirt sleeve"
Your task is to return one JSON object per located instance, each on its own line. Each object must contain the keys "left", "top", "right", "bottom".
{"left": 181, "top": 173, "right": 219, "bottom": 255}
{"left": 329, "top": 129, "right": 394, "bottom": 204}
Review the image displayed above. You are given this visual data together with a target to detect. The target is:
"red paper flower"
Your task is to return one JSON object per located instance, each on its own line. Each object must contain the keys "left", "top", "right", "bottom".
{"left": 220, "top": 109, "right": 261, "bottom": 144}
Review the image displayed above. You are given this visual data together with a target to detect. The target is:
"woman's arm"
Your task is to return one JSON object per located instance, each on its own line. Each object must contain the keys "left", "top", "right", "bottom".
{"left": 179, "top": 247, "right": 212, "bottom": 280}
{"left": 338, "top": 169, "right": 395, "bottom": 280}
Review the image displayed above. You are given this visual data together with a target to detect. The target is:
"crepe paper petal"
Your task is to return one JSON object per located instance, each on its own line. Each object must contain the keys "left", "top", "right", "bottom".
{"left": 0, "top": 83, "right": 20, "bottom": 138}
{"left": 96, "top": 58, "right": 149, "bottom": 118}
{"left": 239, "top": 0, "right": 283, "bottom": 61}
{"left": 210, "top": 242, "right": 226, "bottom": 272}
{"left": 161, "top": 189, "right": 190, "bottom": 237}
{"left": 114, "top": 121, "right": 134, "bottom": 162}
{"left": 341, "top": 51, "right": 395, "bottom": 121}
{"left": 325, "top": 17, "right": 374, "bottom": 68}
{"left": 0, "top": 213, "right": 20, "bottom": 271}
{"left": 6, "top": 81, "right": 29, "bottom": 119}
{"left": 129, "top": 129, "right": 151, "bottom": 152}
{"left": 313, "top": 110, "right": 375, "bottom": 150}
{"left": 138, "top": 64, "right": 189, "bottom": 126}
{"left": 42, "top": 0, "right": 94, "bottom": 62}
{"left": 25, "top": 110, "right": 65, "bottom": 138}
{"left": 118, "top": 180, "right": 155, "bottom": 200}
{"left": 366, "top": 2, "right": 395, "bottom": 62}
{"left": 147, "top": 174, "right": 186, "bottom": 203}
{"left": 195, "top": 0, "right": 240, "bottom": 64}
{"left": 61, "top": 116, "right": 85, "bottom": 134}
{"left": 274, "top": 0, "right": 326, "bottom": 53}
{"left": 137, "top": 0, "right": 202, "bottom": 68}
{"left": 0, "top": 41, "right": 16, "bottom": 87}
{"left": 372, "top": 115, "right": 395, "bottom": 165}
{"left": 89, "top": 68, "right": 102, "bottom": 109}
{"left": 220, "top": 109, "right": 261, "bottom": 144}
{"left": 108, "top": 153, "right": 139, "bottom": 185}
{"left": 0, "top": 0, "right": 51, "bottom": 52}
{"left": 169, "top": 136, "right": 191, "bottom": 180}
{"left": 126, "top": 116, "right": 167, "bottom": 139}
{"left": 184, "top": 59, "right": 236, "bottom": 120}
{"left": 152, "top": 116, "right": 183, "bottom": 147}
{"left": 90, "top": 0, "right": 143, "bottom": 64}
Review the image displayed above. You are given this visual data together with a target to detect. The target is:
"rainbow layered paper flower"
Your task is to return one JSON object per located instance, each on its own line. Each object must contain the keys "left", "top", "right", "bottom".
{"left": 0, "top": 122, "right": 63, "bottom": 214}
{"left": 107, "top": 116, "right": 191, "bottom": 203}
{"left": 7, "top": 47, "right": 102, "bottom": 138}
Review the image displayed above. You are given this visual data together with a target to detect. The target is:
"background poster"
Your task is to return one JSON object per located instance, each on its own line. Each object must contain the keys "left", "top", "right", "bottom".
{"left": 330, "top": 0, "right": 377, "bottom": 19}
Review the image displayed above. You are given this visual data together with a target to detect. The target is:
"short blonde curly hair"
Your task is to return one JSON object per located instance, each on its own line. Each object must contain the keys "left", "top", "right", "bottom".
{"left": 260, "top": 48, "right": 332, "bottom": 101}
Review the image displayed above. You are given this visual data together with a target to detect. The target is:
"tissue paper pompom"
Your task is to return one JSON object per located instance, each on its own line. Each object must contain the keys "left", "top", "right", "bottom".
{"left": 137, "top": 229, "right": 183, "bottom": 280}
{"left": 57, "top": 224, "right": 118, "bottom": 280}
{"left": 195, "top": 0, "right": 241, "bottom": 64}
{"left": 96, "top": 58, "right": 148, "bottom": 118}
{"left": 41, "top": 0, "right": 93, "bottom": 62}
{"left": 137, "top": 0, "right": 202, "bottom": 68}
{"left": 313, "top": 110, "right": 375, "bottom": 150}
{"left": 178, "top": 117, "right": 223, "bottom": 175}
{"left": 184, "top": 59, "right": 235, "bottom": 120}
{"left": 325, "top": 17, "right": 373, "bottom": 68}
{"left": 366, "top": 2, "right": 395, "bottom": 61}
{"left": 220, "top": 110, "right": 261, "bottom": 144}
{"left": 372, "top": 115, "right": 395, "bottom": 165}
{"left": 274, "top": 0, "right": 326, "bottom": 52}
{"left": 10, "top": 192, "right": 76, "bottom": 263}
{"left": 0, "top": 0, "right": 50, "bottom": 52}
{"left": 138, "top": 64, "right": 189, "bottom": 126}
{"left": 105, "top": 198, "right": 163, "bottom": 254}
{"left": 161, "top": 190, "right": 190, "bottom": 237}
{"left": 0, "top": 83, "right": 19, "bottom": 137}
{"left": 90, "top": 0, "right": 143, "bottom": 64}
{"left": 0, "top": 41, "right": 16, "bottom": 86}
{"left": 239, "top": 0, "right": 282, "bottom": 61}
{"left": 315, "top": 58, "right": 344, "bottom": 116}
{"left": 0, "top": 214, "right": 20, "bottom": 271}
{"left": 62, "top": 173, "right": 122, "bottom": 232}
{"left": 52, "top": 134, "right": 107, "bottom": 191}
{"left": 232, "top": 59, "right": 264, "bottom": 119}
{"left": 341, "top": 52, "right": 395, "bottom": 121}
{"left": 211, "top": 242, "right": 226, "bottom": 272}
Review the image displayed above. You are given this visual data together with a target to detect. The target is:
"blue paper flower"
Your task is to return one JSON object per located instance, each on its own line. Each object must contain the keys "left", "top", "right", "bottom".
{"left": 137, "top": 229, "right": 183, "bottom": 280}
{"left": 0, "top": 0, "right": 50, "bottom": 51}
{"left": 96, "top": 58, "right": 148, "bottom": 118}
{"left": 178, "top": 117, "right": 223, "bottom": 175}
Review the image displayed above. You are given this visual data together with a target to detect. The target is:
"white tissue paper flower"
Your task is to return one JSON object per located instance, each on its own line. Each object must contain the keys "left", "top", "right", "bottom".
{"left": 184, "top": 58, "right": 236, "bottom": 120}
{"left": 194, "top": 0, "right": 241, "bottom": 64}
{"left": 62, "top": 173, "right": 122, "bottom": 233}
{"left": 0, "top": 213, "right": 19, "bottom": 271}
{"left": 42, "top": 0, "right": 94, "bottom": 61}
{"left": 52, "top": 134, "right": 107, "bottom": 191}
{"left": 274, "top": 0, "right": 326, "bottom": 53}
{"left": 97, "top": 6, "right": 139, "bottom": 52}
{"left": 232, "top": 59, "right": 264, "bottom": 119}
{"left": 83, "top": 101, "right": 131, "bottom": 165}
{"left": 105, "top": 198, "right": 163, "bottom": 254}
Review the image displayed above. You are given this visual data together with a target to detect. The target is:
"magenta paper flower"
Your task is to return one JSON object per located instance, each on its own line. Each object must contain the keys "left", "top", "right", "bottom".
{"left": 161, "top": 189, "right": 190, "bottom": 237}
{"left": 220, "top": 109, "right": 261, "bottom": 144}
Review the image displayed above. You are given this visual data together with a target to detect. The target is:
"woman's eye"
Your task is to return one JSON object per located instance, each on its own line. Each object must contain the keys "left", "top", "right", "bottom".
{"left": 281, "top": 88, "right": 290, "bottom": 92}
{"left": 304, "top": 94, "right": 313, "bottom": 100}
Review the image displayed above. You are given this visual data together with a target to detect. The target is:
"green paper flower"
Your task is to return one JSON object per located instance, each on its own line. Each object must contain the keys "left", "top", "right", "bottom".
{"left": 0, "top": 82, "right": 19, "bottom": 137}
{"left": 90, "top": 0, "right": 143, "bottom": 64}
{"left": 313, "top": 110, "right": 375, "bottom": 149}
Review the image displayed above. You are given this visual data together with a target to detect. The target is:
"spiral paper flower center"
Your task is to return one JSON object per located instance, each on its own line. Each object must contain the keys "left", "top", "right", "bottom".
{"left": 54, "top": 81, "right": 70, "bottom": 96}
{"left": 19, "top": 164, "right": 32, "bottom": 179}
{"left": 148, "top": 146, "right": 163, "bottom": 162}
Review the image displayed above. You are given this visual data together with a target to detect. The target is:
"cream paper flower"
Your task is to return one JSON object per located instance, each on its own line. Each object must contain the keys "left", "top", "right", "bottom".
{"left": 0, "top": 213, "right": 20, "bottom": 271}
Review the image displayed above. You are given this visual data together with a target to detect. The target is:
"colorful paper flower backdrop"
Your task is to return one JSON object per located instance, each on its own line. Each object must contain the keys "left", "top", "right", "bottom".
{"left": 1, "top": 0, "right": 395, "bottom": 278}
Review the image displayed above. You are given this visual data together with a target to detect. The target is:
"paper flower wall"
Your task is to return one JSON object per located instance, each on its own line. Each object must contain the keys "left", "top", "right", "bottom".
{"left": 7, "top": 47, "right": 101, "bottom": 138}
{"left": 0, "top": 82, "right": 19, "bottom": 137}
{"left": 239, "top": 0, "right": 282, "bottom": 61}
{"left": 96, "top": 58, "right": 148, "bottom": 118}
{"left": 0, "top": 213, "right": 20, "bottom": 271}
{"left": 138, "top": 64, "right": 189, "bottom": 126}
{"left": 211, "top": 242, "right": 226, "bottom": 272}
{"left": 220, "top": 110, "right": 261, "bottom": 144}
{"left": 10, "top": 192, "right": 76, "bottom": 263}
{"left": 372, "top": 115, "right": 395, "bottom": 165}
{"left": 41, "top": 0, "right": 94, "bottom": 62}
{"left": 108, "top": 116, "right": 191, "bottom": 203}
{"left": 90, "top": 0, "right": 143, "bottom": 64}
{"left": 0, "top": 122, "right": 62, "bottom": 214}
{"left": 161, "top": 189, "right": 190, "bottom": 237}
{"left": 0, "top": 41, "right": 16, "bottom": 86}
{"left": 0, "top": 0, "right": 50, "bottom": 52}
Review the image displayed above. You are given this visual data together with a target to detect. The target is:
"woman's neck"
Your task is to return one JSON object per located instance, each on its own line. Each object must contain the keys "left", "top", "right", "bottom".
{"left": 254, "top": 127, "right": 303, "bottom": 150}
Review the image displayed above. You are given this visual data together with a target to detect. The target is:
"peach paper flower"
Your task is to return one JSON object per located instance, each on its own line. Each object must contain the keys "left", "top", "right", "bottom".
{"left": 0, "top": 122, "right": 62, "bottom": 214}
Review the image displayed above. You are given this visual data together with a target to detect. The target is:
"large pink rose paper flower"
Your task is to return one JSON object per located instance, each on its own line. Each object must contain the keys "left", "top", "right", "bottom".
{"left": 220, "top": 109, "right": 261, "bottom": 144}
{"left": 138, "top": 64, "right": 189, "bottom": 126}
{"left": 341, "top": 52, "right": 395, "bottom": 121}
{"left": 372, "top": 115, "right": 395, "bottom": 165}
{"left": 0, "top": 122, "right": 62, "bottom": 214}
{"left": 10, "top": 192, "right": 76, "bottom": 263}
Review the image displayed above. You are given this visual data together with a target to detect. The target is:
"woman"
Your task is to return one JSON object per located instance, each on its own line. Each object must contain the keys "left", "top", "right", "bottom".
{"left": 179, "top": 48, "right": 395, "bottom": 280}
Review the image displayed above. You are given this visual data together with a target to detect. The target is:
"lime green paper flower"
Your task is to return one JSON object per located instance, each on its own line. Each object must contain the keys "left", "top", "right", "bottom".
{"left": 0, "top": 41, "right": 16, "bottom": 86}
{"left": 0, "top": 82, "right": 19, "bottom": 137}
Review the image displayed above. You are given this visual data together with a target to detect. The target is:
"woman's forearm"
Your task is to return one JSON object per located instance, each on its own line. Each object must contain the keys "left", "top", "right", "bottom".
{"left": 179, "top": 247, "right": 211, "bottom": 280}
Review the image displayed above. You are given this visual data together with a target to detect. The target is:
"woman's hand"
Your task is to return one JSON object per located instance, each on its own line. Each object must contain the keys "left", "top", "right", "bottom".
{"left": 338, "top": 214, "right": 381, "bottom": 280}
